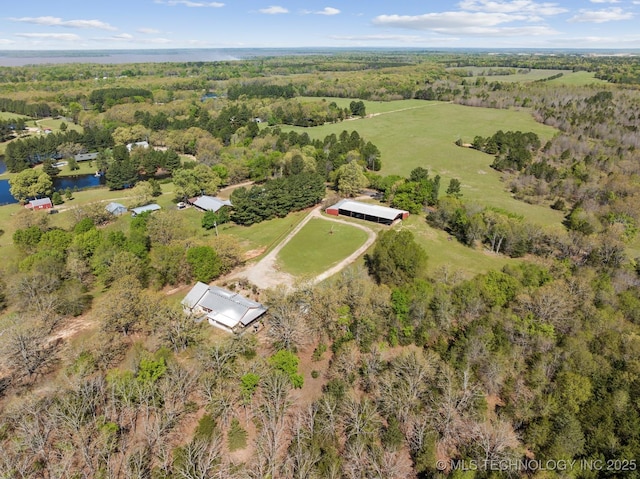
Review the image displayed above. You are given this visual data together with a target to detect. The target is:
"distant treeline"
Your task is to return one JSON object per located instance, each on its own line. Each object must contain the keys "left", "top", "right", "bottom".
{"left": 89, "top": 88, "right": 153, "bottom": 111}
{"left": 227, "top": 82, "right": 297, "bottom": 100}
{"left": 4, "top": 128, "right": 114, "bottom": 172}
{"left": 0, "top": 118, "right": 26, "bottom": 142}
{"left": 0, "top": 97, "right": 57, "bottom": 118}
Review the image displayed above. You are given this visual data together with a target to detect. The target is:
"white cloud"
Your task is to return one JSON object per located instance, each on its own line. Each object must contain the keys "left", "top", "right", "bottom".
{"left": 138, "top": 28, "right": 161, "bottom": 34}
{"left": 372, "top": 11, "right": 561, "bottom": 37}
{"left": 457, "top": 0, "right": 567, "bottom": 16}
{"left": 10, "top": 16, "right": 117, "bottom": 31}
{"left": 15, "top": 33, "right": 81, "bottom": 41}
{"left": 373, "top": 12, "right": 527, "bottom": 30}
{"left": 568, "top": 7, "right": 633, "bottom": 23}
{"left": 259, "top": 5, "right": 289, "bottom": 14}
{"left": 155, "top": 0, "right": 224, "bottom": 6}
{"left": 0, "top": 39, "right": 15, "bottom": 45}
{"left": 330, "top": 34, "right": 430, "bottom": 43}
{"left": 315, "top": 7, "right": 341, "bottom": 16}
{"left": 590, "top": 0, "right": 620, "bottom": 3}
{"left": 91, "top": 34, "right": 172, "bottom": 45}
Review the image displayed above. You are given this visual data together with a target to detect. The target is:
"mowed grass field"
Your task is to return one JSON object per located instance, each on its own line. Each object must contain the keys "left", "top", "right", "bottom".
{"left": 277, "top": 217, "right": 369, "bottom": 277}
{"left": 285, "top": 100, "right": 564, "bottom": 226}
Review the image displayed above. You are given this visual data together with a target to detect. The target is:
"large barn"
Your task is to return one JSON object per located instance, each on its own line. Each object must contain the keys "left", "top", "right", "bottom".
{"left": 326, "top": 199, "right": 409, "bottom": 225}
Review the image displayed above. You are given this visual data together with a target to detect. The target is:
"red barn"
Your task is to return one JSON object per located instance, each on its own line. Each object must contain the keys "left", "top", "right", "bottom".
{"left": 25, "top": 197, "right": 53, "bottom": 210}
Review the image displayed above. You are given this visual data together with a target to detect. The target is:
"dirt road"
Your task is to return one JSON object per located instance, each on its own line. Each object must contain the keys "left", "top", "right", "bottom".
{"left": 229, "top": 205, "right": 377, "bottom": 290}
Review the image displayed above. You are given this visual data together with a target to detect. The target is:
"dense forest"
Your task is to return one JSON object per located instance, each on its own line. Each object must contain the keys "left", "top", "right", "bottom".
{"left": 0, "top": 51, "right": 639, "bottom": 478}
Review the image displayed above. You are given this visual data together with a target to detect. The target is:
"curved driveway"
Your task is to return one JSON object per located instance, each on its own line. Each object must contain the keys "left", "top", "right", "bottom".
{"left": 230, "top": 205, "right": 377, "bottom": 290}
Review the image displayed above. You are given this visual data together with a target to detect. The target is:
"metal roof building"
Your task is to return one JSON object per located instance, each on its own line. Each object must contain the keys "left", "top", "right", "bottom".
{"left": 182, "top": 282, "right": 268, "bottom": 333}
{"left": 105, "top": 202, "right": 127, "bottom": 216}
{"left": 326, "top": 199, "right": 409, "bottom": 225}
{"left": 189, "top": 195, "right": 232, "bottom": 213}
{"left": 131, "top": 203, "right": 161, "bottom": 216}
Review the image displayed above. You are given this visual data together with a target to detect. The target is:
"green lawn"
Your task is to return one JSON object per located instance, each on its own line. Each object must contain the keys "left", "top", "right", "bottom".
{"left": 283, "top": 100, "right": 564, "bottom": 227}
{"left": 277, "top": 217, "right": 369, "bottom": 277}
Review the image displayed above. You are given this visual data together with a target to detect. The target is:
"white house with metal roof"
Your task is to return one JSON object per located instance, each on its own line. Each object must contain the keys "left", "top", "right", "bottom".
{"left": 326, "top": 199, "right": 409, "bottom": 225}
{"left": 189, "top": 195, "right": 232, "bottom": 213}
{"left": 182, "top": 282, "right": 268, "bottom": 333}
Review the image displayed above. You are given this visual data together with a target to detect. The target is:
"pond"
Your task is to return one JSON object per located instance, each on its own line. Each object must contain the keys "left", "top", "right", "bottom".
{"left": 0, "top": 159, "right": 105, "bottom": 205}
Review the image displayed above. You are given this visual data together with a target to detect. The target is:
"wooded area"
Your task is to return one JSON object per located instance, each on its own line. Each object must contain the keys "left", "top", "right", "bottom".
{"left": 0, "top": 50, "right": 639, "bottom": 478}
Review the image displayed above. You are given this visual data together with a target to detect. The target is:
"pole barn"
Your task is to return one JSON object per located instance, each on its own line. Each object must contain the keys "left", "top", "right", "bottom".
{"left": 326, "top": 199, "right": 409, "bottom": 225}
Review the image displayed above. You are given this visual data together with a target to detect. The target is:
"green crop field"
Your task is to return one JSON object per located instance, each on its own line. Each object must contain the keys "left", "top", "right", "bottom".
{"left": 284, "top": 100, "right": 564, "bottom": 227}
{"left": 277, "top": 217, "right": 369, "bottom": 277}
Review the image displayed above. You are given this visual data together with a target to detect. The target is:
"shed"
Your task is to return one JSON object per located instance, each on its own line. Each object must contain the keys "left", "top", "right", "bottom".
{"left": 105, "top": 202, "right": 127, "bottom": 216}
{"left": 182, "top": 282, "right": 268, "bottom": 333}
{"left": 326, "top": 199, "right": 409, "bottom": 225}
{"left": 126, "top": 141, "right": 149, "bottom": 152}
{"left": 131, "top": 203, "right": 161, "bottom": 216}
{"left": 25, "top": 197, "right": 53, "bottom": 210}
{"left": 189, "top": 195, "right": 232, "bottom": 213}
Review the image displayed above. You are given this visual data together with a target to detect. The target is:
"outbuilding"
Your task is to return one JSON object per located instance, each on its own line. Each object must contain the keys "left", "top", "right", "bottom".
{"left": 74, "top": 152, "right": 99, "bottom": 162}
{"left": 182, "top": 282, "right": 268, "bottom": 333}
{"left": 105, "top": 202, "right": 127, "bottom": 216}
{"left": 189, "top": 195, "right": 232, "bottom": 213}
{"left": 131, "top": 203, "right": 161, "bottom": 216}
{"left": 326, "top": 199, "right": 409, "bottom": 225}
{"left": 25, "top": 197, "right": 53, "bottom": 210}
{"left": 126, "top": 141, "right": 149, "bottom": 152}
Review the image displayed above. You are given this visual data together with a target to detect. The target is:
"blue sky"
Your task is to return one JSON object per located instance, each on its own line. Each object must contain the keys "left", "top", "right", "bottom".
{"left": 1, "top": 0, "right": 639, "bottom": 50}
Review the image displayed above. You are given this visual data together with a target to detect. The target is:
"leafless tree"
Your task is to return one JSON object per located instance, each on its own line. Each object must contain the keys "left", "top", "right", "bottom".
{"left": 284, "top": 406, "right": 321, "bottom": 479}
{"left": 252, "top": 372, "right": 292, "bottom": 479}
{"left": 263, "top": 289, "right": 313, "bottom": 351}
{"left": 172, "top": 433, "right": 223, "bottom": 479}
{"left": 0, "top": 314, "right": 56, "bottom": 381}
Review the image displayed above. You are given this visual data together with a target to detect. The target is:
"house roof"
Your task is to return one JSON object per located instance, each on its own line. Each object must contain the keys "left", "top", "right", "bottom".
{"left": 28, "top": 197, "right": 52, "bottom": 208}
{"left": 182, "top": 282, "right": 268, "bottom": 329}
{"left": 328, "top": 199, "right": 408, "bottom": 221}
{"left": 105, "top": 202, "right": 127, "bottom": 214}
{"left": 131, "top": 203, "right": 161, "bottom": 215}
{"left": 191, "top": 195, "right": 232, "bottom": 212}
{"left": 126, "top": 141, "right": 149, "bottom": 152}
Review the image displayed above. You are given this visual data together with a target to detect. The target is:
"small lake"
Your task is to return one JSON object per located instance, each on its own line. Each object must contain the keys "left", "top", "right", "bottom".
{"left": 0, "top": 159, "right": 105, "bottom": 205}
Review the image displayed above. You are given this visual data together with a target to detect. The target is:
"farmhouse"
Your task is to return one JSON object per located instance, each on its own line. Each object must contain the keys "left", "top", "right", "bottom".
{"left": 25, "top": 197, "right": 53, "bottom": 210}
{"left": 326, "top": 199, "right": 409, "bottom": 225}
{"left": 189, "top": 195, "right": 232, "bottom": 213}
{"left": 105, "top": 202, "right": 127, "bottom": 216}
{"left": 182, "top": 282, "right": 268, "bottom": 333}
{"left": 131, "top": 203, "right": 161, "bottom": 216}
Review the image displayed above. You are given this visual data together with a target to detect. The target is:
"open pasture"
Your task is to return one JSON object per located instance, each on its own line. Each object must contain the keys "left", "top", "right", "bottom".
{"left": 284, "top": 100, "right": 563, "bottom": 226}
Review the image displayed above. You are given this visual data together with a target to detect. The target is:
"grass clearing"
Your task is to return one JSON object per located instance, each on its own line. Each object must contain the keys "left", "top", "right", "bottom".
{"left": 450, "top": 67, "right": 571, "bottom": 82}
{"left": 395, "top": 214, "right": 517, "bottom": 278}
{"left": 277, "top": 217, "right": 369, "bottom": 277}
{"left": 283, "top": 100, "right": 563, "bottom": 227}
